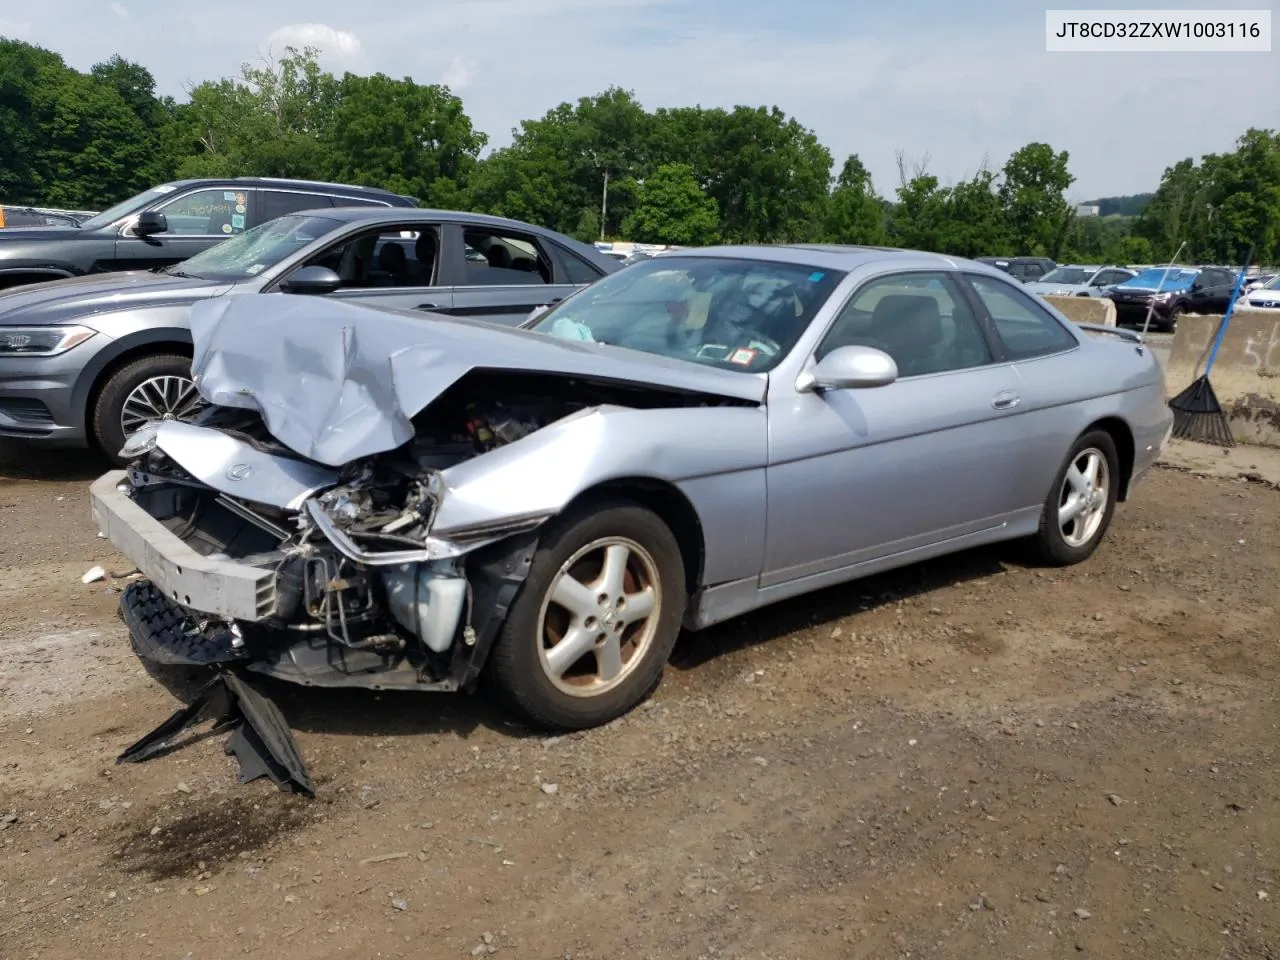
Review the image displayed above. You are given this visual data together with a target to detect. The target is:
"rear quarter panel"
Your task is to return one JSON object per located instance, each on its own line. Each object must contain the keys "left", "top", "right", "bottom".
{"left": 1009, "top": 334, "right": 1169, "bottom": 508}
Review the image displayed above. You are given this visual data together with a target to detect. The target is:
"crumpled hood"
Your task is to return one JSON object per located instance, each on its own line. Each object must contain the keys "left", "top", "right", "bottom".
{"left": 0, "top": 270, "right": 228, "bottom": 326}
{"left": 189, "top": 295, "right": 767, "bottom": 467}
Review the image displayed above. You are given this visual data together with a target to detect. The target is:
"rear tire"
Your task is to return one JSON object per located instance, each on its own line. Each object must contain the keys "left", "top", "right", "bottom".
{"left": 1163, "top": 303, "right": 1185, "bottom": 333}
{"left": 1032, "top": 430, "right": 1120, "bottom": 566}
{"left": 91, "top": 354, "right": 198, "bottom": 465}
{"left": 486, "top": 498, "right": 687, "bottom": 731}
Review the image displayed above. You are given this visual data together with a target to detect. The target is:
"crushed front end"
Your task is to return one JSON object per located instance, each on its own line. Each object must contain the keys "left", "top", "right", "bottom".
{"left": 91, "top": 398, "right": 563, "bottom": 791}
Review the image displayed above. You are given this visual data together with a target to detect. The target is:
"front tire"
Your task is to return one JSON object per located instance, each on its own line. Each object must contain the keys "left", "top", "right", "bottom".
{"left": 1032, "top": 430, "right": 1120, "bottom": 566}
{"left": 91, "top": 354, "right": 201, "bottom": 464}
{"left": 486, "top": 498, "right": 687, "bottom": 730}
{"left": 1163, "top": 303, "right": 1185, "bottom": 332}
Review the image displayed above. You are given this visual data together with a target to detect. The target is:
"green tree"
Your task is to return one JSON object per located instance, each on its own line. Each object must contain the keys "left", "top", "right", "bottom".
{"left": 172, "top": 46, "right": 338, "bottom": 180}
{"left": 621, "top": 163, "right": 719, "bottom": 245}
{"left": 323, "top": 73, "right": 485, "bottom": 205}
{"left": 822, "top": 155, "right": 886, "bottom": 244}
{"left": 999, "top": 142, "right": 1074, "bottom": 257}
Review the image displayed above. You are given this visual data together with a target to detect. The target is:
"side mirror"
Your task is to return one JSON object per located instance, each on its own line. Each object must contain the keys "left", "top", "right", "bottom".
{"left": 796, "top": 345, "right": 898, "bottom": 393}
{"left": 279, "top": 265, "right": 342, "bottom": 295}
{"left": 135, "top": 211, "right": 168, "bottom": 236}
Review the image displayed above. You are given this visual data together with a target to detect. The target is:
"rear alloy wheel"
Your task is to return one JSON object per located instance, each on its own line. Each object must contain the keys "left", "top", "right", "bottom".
{"left": 1032, "top": 430, "right": 1120, "bottom": 565}
{"left": 487, "top": 499, "right": 686, "bottom": 730}
{"left": 91, "top": 353, "right": 202, "bottom": 465}
{"left": 1164, "top": 303, "right": 1185, "bottom": 332}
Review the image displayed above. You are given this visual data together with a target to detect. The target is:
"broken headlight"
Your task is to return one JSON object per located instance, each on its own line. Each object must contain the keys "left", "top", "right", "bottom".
{"left": 118, "top": 420, "right": 164, "bottom": 461}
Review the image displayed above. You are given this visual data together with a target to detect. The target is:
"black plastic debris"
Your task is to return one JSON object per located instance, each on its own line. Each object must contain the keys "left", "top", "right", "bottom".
{"left": 117, "top": 670, "right": 314, "bottom": 797}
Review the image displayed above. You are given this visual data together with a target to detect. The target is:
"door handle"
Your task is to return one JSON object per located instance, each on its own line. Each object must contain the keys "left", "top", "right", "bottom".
{"left": 991, "top": 390, "right": 1020, "bottom": 410}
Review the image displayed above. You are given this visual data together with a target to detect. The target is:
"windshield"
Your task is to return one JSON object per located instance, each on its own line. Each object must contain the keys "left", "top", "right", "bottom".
{"left": 1262, "top": 275, "right": 1280, "bottom": 290}
{"left": 1119, "top": 267, "right": 1199, "bottom": 292}
{"left": 77, "top": 185, "right": 182, "bottom": 231}
{"left": 174, "top": 214, "right": 339, "bottom": 281}
{"left": 1038, "top": 267, "right": 1095, "bottom": 285}
{"left": 528, "top": 255, "right": 845, "bottom": 372}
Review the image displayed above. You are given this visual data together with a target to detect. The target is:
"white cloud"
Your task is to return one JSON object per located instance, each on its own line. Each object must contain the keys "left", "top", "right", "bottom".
{"left": 108, "top": 2, "right": 128, "bottom": 20}
{"left": 0, "top": 18, "right": 32, "bottom": 38}
{"left": 441, "top": 56, "right": 476, "bottom": 91}
{"left": 262, "top": 22, "right": 367, "bottom": 72}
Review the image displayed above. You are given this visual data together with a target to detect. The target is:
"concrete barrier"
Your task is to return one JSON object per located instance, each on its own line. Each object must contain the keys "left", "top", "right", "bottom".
{"left": 1166, "top": 310, "right": 1280, "bottom": 446}
{"left": 1044, "top": 295, "right": 1116, "bottom": 327}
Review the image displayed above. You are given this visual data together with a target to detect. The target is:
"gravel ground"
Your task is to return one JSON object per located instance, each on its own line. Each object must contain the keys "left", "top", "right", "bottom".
{"left": 1, "top": 438, "right": 1277, "bottom": 960}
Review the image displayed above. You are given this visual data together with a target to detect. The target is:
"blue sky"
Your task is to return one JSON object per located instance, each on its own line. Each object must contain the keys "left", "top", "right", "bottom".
{"left": 2, "top": 0, "right": 1276, "bottom": 199}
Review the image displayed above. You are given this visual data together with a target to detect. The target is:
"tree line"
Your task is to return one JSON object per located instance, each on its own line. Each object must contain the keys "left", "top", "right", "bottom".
{"left": 2, "top": 38, "right": 1276, "bottom": 265}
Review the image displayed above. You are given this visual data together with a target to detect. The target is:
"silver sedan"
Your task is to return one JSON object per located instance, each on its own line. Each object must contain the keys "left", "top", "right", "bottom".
{"left": 93, "top": 244, "right": 1173, "bottom": 742}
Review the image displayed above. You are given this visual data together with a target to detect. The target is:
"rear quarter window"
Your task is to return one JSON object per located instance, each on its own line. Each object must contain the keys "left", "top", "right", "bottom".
{"left": 966, "top": 274, "right": 1079, "bottom": 359}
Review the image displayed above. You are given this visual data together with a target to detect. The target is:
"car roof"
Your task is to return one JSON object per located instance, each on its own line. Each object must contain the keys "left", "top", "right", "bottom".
{"left": 159, "top": 177, "right": 414, "bottom": 203}
{"left": 656, "top": 243, "right": 1005, "bottom": 274}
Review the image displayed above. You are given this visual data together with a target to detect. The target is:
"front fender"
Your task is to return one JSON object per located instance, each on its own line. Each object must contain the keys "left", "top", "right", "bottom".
{"left": 432, "top": 404, "right": 769, "bottom": 585}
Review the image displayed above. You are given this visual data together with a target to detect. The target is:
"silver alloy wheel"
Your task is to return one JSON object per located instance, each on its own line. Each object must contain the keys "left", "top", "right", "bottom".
{"left": 120, "top": 375, "right": 203, "bottom": 437}
{"left": 535, "top": 536, "right": 662, "bottom": 698}
{"left": 1058, "top": 446, "right": 1110, "bottom": 548}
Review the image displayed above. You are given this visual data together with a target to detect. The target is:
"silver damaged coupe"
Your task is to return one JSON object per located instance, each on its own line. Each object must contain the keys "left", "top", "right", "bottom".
{"left": 90, "top": 245, "right": 1173, "bottom": 775}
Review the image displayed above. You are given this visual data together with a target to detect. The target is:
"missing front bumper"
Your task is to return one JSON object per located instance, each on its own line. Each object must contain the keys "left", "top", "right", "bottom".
{"left": 90, "top": 471, "right": 278, "bottom": 622}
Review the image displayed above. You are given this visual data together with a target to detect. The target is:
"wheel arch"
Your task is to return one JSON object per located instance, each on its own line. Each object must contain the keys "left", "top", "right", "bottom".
{"left": 1084, "top": 415, "right": 1135, "bottom": 501}
{"left": 558, "top": 476, "right": 706, "bottom": 598}
{"left": 73, "top": 330, "right": 194, "bottom": 442}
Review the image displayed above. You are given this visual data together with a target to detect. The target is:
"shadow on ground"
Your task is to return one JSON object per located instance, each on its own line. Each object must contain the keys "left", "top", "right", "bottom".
{"left": 0, "top": 440, "right": 107, "bottom": 482}
{"left": 669, "top": 541, "right": 1021, "bottom": 670}
{"left": 131, "top": 540, "right": 1024, "bottom": 753}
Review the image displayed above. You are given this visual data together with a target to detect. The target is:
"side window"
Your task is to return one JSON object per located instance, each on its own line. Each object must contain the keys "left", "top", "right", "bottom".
{"left": 1098, "top": 270, "right": 1128, "bottom": 285}
{"left": 462, "top": 229, "right": 551, "bottom": 285}
{"left": 967, "top": 275, "right": 1079, "bottom": 359}
{"left": 301, "top": 225, "right": 440, "bottom": 289}
{"left": 155, "top": 189, "right": 248, "bottom": 236}
{"left": 330, "top": 196, "right": 393, "bottom": 209}
{"left": 555, "top": 246, "right": 606, "bottom": 285}
{"left": 257, "top": 190, "right": 332, "bottom": 225}
{"left": 817, "top": 272, "right": 992, "bottom": 376}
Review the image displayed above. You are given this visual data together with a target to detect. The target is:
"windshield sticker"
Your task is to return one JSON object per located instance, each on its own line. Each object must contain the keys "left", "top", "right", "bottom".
{"left": 728, "top": 347, "right": 757, "bottom": 366}
{"left": 223, "top": 192, "right": 236, "bottom": 201}
{"left": 235, "top": 203, "right": 246, "bottom": 214}
{"left": 231, "top": 214, "right": 245, "bottom": 230}
{"left": 808, "top": 272, "right": 825, "bottom": 282}
{"left": 221, "top": 223, "right": 233, "bottom": 234}
{"left": 235, "top": 192, "right": 248, "bottom": 205}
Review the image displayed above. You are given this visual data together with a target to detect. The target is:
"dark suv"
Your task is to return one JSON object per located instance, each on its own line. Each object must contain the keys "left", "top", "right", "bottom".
{"left": 0, "top": 178, "right": 417, "bottom": 290}
{"left": 975, "top": 256, "right": 1057, "bottom": 283}
{"left": 1106, "top": 265, "right": 1240, "bottom": 331}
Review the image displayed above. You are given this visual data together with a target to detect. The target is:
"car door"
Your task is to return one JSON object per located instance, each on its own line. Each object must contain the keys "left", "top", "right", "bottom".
{"left": 274, "top": 221, "right": 454, "bottom": 313}
{"left": 1208, "top": 268, "right": 1242, "bottom": 312}
{"left": 761, "top": 270, "right": 1027, "bottom": 587}
{"left": 441, "top": 223, "right": 582, "bottom": 326}
{"left": 113, "top": 187, "right": 253, "bottom": 270}
{"left": 959, "top": 273, "right": 1090, "bottom": 516}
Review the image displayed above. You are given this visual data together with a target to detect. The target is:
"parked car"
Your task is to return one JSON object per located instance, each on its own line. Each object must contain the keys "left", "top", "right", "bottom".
{"left": 0, "top": 177, "right": 418, "bottom": 291}
{"left": 1024, "top": 264, "right": 1137, "bottom": 298}
{"left": 1244, "top": 273, "right": 1277, "bottom": 293}
{"left": 0, "top": 208, "right": 619, "bottom": 459}
{"left": 91, "top": 244, "right": 1172, "bottom": 777}
{"left": 0, "top": 205, "right": 92, "bottom": 229}
{"left": 975, "top": 256, "right": 1056, "bottom": 283}
{"left": 1105, "top": 265, "right": 1239, "bottom": 331}
{"left": 1244, "top": 274, "right": 1280, "bottom": 309}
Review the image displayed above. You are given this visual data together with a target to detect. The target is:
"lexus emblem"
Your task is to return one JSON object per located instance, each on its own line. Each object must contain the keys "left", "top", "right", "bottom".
{"left": 226, "top": 463, "right": 253, "bottom": 481}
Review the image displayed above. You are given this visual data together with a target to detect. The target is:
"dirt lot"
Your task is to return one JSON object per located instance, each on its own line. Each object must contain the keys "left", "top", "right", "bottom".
{"left": 2, "top": 439, "right": 1278, "bottom": 960}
